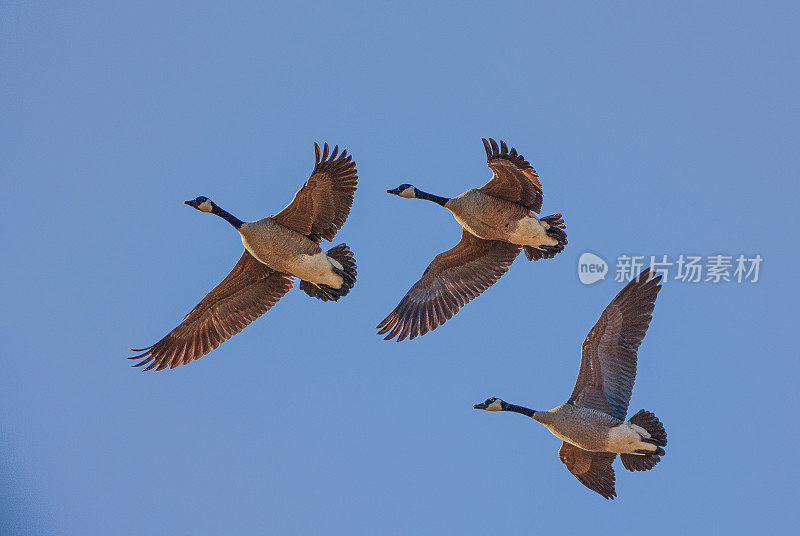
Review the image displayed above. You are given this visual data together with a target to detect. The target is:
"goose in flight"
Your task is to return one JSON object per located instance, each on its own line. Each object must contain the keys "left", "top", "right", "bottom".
{"left": 473, "top": 269, "right": 666, "bottom": 499}
{"left": 129, "top": 143, "right": 357, "bottom": 371}
{"left": 377, "top": 138, "right": 567, "bottom": 341}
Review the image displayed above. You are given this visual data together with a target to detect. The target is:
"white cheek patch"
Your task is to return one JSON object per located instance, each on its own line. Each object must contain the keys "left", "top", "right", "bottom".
{"left": 198, "top": 200, "right": 213, "bottom": 212}
{"left": 487, "top": 400, "right": 503, "bottom": 411}
{"left": 399, "top": 186, "right": 415, "bottom": 198}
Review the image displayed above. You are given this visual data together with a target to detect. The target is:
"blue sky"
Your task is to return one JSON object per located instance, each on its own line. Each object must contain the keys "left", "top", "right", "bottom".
{"left": 2, "top": 1, "right": 799, "bottom": 534}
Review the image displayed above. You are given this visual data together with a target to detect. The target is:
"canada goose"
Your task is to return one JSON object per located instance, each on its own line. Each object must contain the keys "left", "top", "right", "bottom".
{"left": 473, "top": 269, "right": 665, "bottom": 499}
{"left": 377, "top": 138, "right": 567, "bottom": 341}
{"left": 129, "top": 142, "right": 357, "bottom": 371}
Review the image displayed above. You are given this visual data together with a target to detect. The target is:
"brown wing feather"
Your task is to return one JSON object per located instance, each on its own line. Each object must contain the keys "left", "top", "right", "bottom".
{"left": 272, "top": 142, "right": 357, "bottom": 242}
{"left": 558, "top": 442, "right": 617, "bottom": 499}
{"left": 567, "top": 269, "right": 662, "bottom": 420}
{"left": 129, "top": 251, "right": 293, "bottom": 371}
{"left": 376, "top": 229, "right": 520, "bottom": 341}
{"left": 478, "top": 138, "right": 543, "bottom": 212}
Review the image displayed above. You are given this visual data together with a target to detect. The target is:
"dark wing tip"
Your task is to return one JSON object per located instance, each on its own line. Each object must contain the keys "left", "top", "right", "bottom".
{"left": 629, "top": 268, "right": 664, "bottom": 298}
{"left": 635, "top": 267, "right": 662, "bottom": 282}
{"left": 311, "top": 141, "right": 356, "bottom": 171}
{"left": 483, "top": 137, "right": 534, "bottom": 170}
{"left": 131, "top": 354, "right": 155, "bottom": 369}
{"left": 376, "top": 305, "right": 415, "bottom": 342}
{"left": 128, "top": 343, "right": 155, "bottom": 352}
{"left": 634, "top": 267, "right": 653, "bottom": 280}
{"left": 376, "top": 314, "right": 393, "bottom": 331}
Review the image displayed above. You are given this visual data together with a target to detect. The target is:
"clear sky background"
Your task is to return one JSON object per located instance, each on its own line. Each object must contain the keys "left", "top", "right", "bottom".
{"left": 2, "top": 2, "right": 799, "bottom": 534}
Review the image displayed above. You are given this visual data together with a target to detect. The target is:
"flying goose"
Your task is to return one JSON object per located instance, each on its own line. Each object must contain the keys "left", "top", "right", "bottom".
{"left": 377, "top": 138, "right": 567, "bottom": 341}
{"left": 473, "top": 269, "right": 666, "bottom": 499}
{"left": 129, "top": 142, "right": 357, "bottom": 371}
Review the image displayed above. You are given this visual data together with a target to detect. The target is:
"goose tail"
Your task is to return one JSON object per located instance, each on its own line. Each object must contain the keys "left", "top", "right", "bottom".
{"left": 621, "top": 409, "right": 667, "bottom": 472}
{"left": 299, "top": 243, "right": 357, "bottom": 302}
{"left": 524, "top": 214, "right": 567, "bottom": 261}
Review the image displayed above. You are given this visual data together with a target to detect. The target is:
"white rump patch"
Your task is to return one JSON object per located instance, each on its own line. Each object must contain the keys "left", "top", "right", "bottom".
{"left": 295, "top": 252, "right": 342, "bottom": 287}
{"left": 607, "top": 423, "right": 657, "bottom": 453}
{"left": 327, "top": 256, "right": 344, "bottom": 271}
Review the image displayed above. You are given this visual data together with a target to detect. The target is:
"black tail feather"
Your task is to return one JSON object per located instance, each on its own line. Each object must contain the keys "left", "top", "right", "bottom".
{"left": 621, "top": 409, "right": 667, "bottom": 472}
{"left": 621, "top": 452, "right": 662, "bottom": 471}
{"left": 629, "top": 409, "right": 667, "bottom": 446}
{"left": 299, "top": 243, "right": 357, "bottom": 302}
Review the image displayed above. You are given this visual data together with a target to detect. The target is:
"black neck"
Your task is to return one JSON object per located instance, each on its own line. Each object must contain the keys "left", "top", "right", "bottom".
{"left": 414, "top": 188, "right": 449, "bottom": 207}
{"left": 211, "top": 204, "right": 244, "bottom": 229}
{"left": 503, "top": 403, "right": 537, "bottom": 418}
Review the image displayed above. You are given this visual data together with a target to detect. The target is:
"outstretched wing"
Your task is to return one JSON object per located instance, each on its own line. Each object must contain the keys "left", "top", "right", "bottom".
{"left": 376, "top": 229, "right": 520, "bottom": 341}
{"left": 478, "top": 138, "right": 543, "bottom": 212}
{"left": 567, "top": 269, "right": 662, "bottom": 420}
{"left": 129, "top": 251, "right": 293, "bottom": 371}
{"left": 558, "top": 442, "right": 617, "bottom": 500}
{"left": 272, "top": 142, "right": 357, "bottom": 243}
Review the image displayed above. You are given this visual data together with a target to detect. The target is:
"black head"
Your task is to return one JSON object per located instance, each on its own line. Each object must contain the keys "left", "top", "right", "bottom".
{"left": 387, "top": 184, "right": 416, "bottom": 197}
{"left": 473, "top": 397, "right": 505, "bottom": 411}
{"left": 185, "top": 196, "right": 213, "bottom": 212}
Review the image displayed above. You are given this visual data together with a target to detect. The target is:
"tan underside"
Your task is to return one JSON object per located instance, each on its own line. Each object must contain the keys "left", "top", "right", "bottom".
{"left": 238, "top": 218, "right": 343, "bottom": 288}
{"left": 535, "top": 405, "right": 657, "bottom": 455}
{"left": 445, "top": 189, "right": 558, "bottom": 247}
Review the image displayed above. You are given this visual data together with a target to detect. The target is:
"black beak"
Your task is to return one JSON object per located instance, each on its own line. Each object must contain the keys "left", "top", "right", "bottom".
{"left": 387, "top": 187, "right": 402, "bottom": 195}
{"left": 473, "top": 403, "right": 487, "bottom": 410}
{"left": 185, "top": 200, "right": 194, "bottom": 206}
